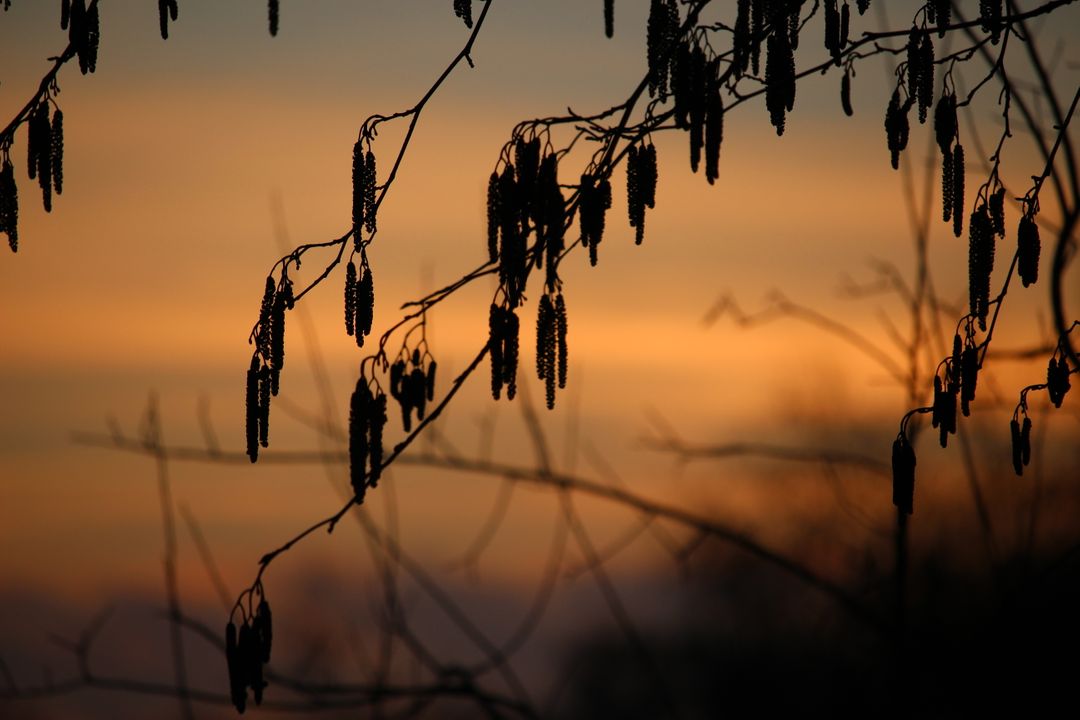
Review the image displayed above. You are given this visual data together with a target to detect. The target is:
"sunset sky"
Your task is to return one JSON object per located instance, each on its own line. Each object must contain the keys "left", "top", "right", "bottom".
{"left": 2, "top": 1, "right": 1078, "bottom": 716}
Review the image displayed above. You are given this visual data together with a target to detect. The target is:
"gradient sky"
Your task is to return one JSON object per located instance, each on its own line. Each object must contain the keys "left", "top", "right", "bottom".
{"left": 1, "top": 2, "right": 1078, "bottom": 715}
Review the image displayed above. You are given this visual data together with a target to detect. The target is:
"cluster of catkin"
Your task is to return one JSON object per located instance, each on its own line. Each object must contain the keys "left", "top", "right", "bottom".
{"left": 906, "top": 25, "right": 935, "bottom": 124}
{"left": 226, "top": 597, "right": 273, "bottom": 713}
{"left": 935, "top": 91, "right": 965, "bottom": 237}
{"left": 60, "top": 0, "right": 100, "bottom": 75}
{"left": 671, "top": 43, "right": 724, "bottom": 185}
{"left": 645, "top": 0, "right": 680, "bottom": 100}
{"left": 758, "top": 2, "right": 800, "bottom": 136}
{"left": 626, "top": 143, "right": 657, "bottom": 245}
{"left": 578, "top": 173, "right": 612, "bottom": 267}
{"left": 245, "top": 277, "right": 293, "bottom": 463}
{"left": 343, "top": 258, "right": 375, "bottom": 347}
{"left": 349, "top": 376, "right": 387, "bottom": 502}
{"left": 884, "top": 89, "right": 913, "bottom": 172}
{"left": 26, "top": 102, "right": 64, "bottom": 217}
{"left": 487, "top": 137, "right": 565, "bottom": 306}
{"left": 968, "top": 185, "right": 1008, "bottom": 330}
{"left": 1046, "top": 354, "right": 1072, "bottom": 408}
{"left": 352, "top": 143, "right": 377, "bottom": 248}
{"left": 979, "top": 0, "right": 1004, "bottom": 44}
{"left": 453, "top": 0, "right": 473, "bottom": 29}
{"left": 390, "top": 348, "right": 436, "bottom": 433}
{"left": 536, "top": 290, "right": 568, "bottom": 410}
{"left": 489, "top": 303, "right": 519, "bottom": 401}
{"left": 823, "top": 1, "right": 851, "bottom": 66}
{"left": 1010, "top": 347, "right": 1073, "bottom": 477}
{"left": 897, "top": 329, "right": 982, "bottom": 514}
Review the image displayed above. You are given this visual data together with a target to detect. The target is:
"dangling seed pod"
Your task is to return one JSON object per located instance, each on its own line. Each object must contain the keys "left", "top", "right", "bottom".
{"left": 364, "top": 150, "right": 377, "bottom": 234}
{"left": 892, "top": 432, "right": 916, "bottom": 515}
{"left": 454, "top": 0, "right": 473, "bottom": 28}
{"left": 857, "top": 0, "right": 870, "bottom": 15}
{"left": 390, "top": 358, "right": 405, "bottom": 400}
{"left": 409, "top": 366, "right": 427, "bottom": 421}
{"left": 268, "top": 0, "right": 279, "bottom": 36}
{"left": 989, "top": 187, "right": 1006, "bottom": 237}
{"left": 580, "top": 173, "right": 611, "bottom": 267}
{"left": 952, "top": 333, "right": 963, "bottom": 379}
{"left": 934, "top": 91, "right": 956, "bottom": 157}
{"left": 765, "top": 21, "right": 796, "bottom": 136}
{"left": 942, "top": 149, "right": 954, "bottom": 223}
{"left": 840, "top": 1, "right": 850, "bottom": 49}
{"left": 258, "top": 363, "right": 271, "bottom": 448}
{"left": 489, "top": 303, "right": 504, "bottom": 400}
{"left": 952, "top": 144, "right": 965, "bottom": 237}
{"left": 270, "top": 281, "right": 288, "bottom": 395}
{"left": 688, "top": 47, "right": 706, "bottom": 172}
{"left": 226, "top": 621, "right": 246, "bottom": 713}
{"left": 840, "top": 68, "right": 854, "bottom": 117}
{"left": 1020, "top": 416, "right": 1032, "bottom": 467}
{"left": 369, "top": 390, "right": 387, "bottom": 487}
{"left": 237, "top": 622, "right": 257, "bottom": 706}
{"left": 515, "top": 137, "right": 540, "bottom": 226}
{"left": 646, "top": 0, "right": 675, "bottom": 99}
{"left": 603, "top": 0, "right": 613, "bottom": 38}
{"left": 1017, "top": 213, "right": 1040, "bottom": 287}
{"left": 29, "top": 103, "right": 53, "bottom": 212}
{"left": 968, "top": 202, "right": 995, "bottom": 330}
{"left": 733, "top": 0, "right": 751, "bottom": 77}
{"left": 425, "top": 359, "right": 437, "bottom": 402}
{"left": 933, "top": 0, "right": 951, "bottom": 36}
{"left": 355, "top": 262, "right": 374, "bottom": 345}
{"left": 0, "top": 157, "right": 18, "bottom": 252}
{"left": 555, "top": 292, "right": 568, "bottom": 390}
{"left": 258, "top": 276, "right": 275, "bottom": 359}
{"left": 74, "top": 0, "right": 99, "bottom": 75}
{"left": 245, "top": 355, "right": 260, "bottom": 463}
{"left": 917, "top": 33, "right": 934, "bottom": 124}
{"left": 626, "top": 145, "right": 641, "bottom": 231}
{"left": 504, "top": 307, "right": 519, "bottom": 401}
{"left": 749, "top": 0, "right": 763, "bottom": 75}
{"left": 705, "top": 86, "right": 724, "bottom": 184}
{"left": 255, "top": 599, "right": 273, "bottom": 664}
{"left": 1047, "top": 356, "right": 1072, "bottom": 408}
{"left": 1010, "top": 418, "right": 1023, "bottom": 476}
{"left": 980, "top": 0, "right": 1002, "bottom": 44}
{"left": 344, "top": 261, "right": 357, "bottom": 336}
{"left": 486, "top": 171, "right": 499, "bottom": 263}
{"left": 884, "top": 88, "right": 912, "bottom": 170}
{"left": 158, "top": 0, "right": 178, "bottom": 39}
{"left": 961, "top": 343, "right": 979, "bottom": 416}
{"left": 825, "top": 0, "right": 841, "bottom": 63}
{"left": 352, "top": 141, "right": 365, "bottom": 251}
{"left": 62, "top": 0, "right": 71, "bottom": 30}
{"left": 50, "top": 109, "right": 64, "bottom": 196}
{"left": 536, "top": 294, "right": 554, "bottom": 382}
{"left": 349, "top": 377, "right": 371, "bottom": 501}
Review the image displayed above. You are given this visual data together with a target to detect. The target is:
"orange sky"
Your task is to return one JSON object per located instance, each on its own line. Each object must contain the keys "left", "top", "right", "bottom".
{"left": 1, "top": 6, "right": 1079, "bottom": 710}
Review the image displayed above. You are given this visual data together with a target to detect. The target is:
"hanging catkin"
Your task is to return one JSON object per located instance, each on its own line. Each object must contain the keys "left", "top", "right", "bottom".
{"left": 0, "top": 158, "right": 18, "bottom": 252}
{"left": 245, "top": 356, "right": 260, "bottom": 463}
{"left": 705, "top": 87, "right": 723, "bottom": 184}
{"left": 352, "top": 142, "right": 365, "bottom": 251}
{"left": 1017, "top": 213, "right": 1040, "bottom": 287}
{"left": 344, "top": 261, "right": 357, "bottom": 336}
{"left": 892, "top": 433, "right": 916, "bottom": 514}
{"left": 952, "top": 144, "right": 965, "bottom": 237}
